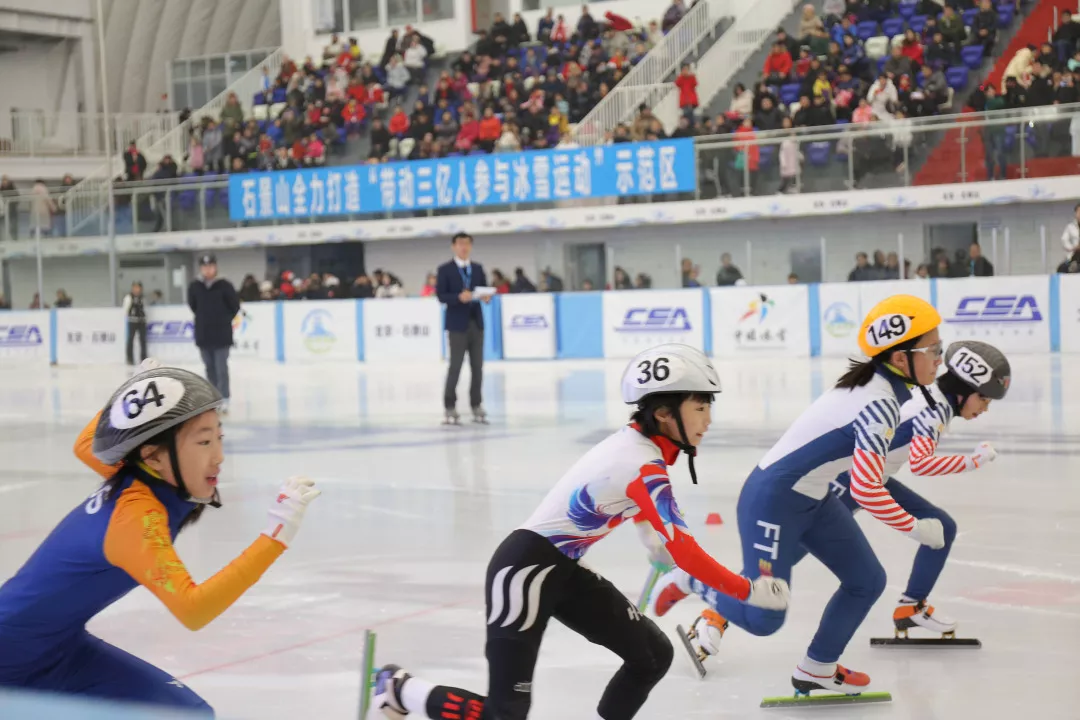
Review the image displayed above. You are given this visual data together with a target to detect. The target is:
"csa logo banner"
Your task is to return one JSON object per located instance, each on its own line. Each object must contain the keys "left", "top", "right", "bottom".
{"left": 502, "top": 293, "right": 556, "bottom": 359}
{"left": 936, "top": 276, "right": 1050, "bottom": 354}
{"left": 0, "top": 311, "right": 50, "bottom": 363}
{"left": 602, "top": 289, "right": 704, "bottom": 358}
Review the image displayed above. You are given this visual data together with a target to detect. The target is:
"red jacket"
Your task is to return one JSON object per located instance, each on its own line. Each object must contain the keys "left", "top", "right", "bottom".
{"left": 675, "top": 74, "right": 699, "bottom": 108}
{"left": 734, "top": 126, "right": 759, "bottom": 171}
{"left": 479, "top": 116, "right": 502, "bottom": 141}
{"left": 388, "top": 112, "right": 409, "bottom": 136}
{"left": 762, "top": 50, "right": 792, "bottom": 77}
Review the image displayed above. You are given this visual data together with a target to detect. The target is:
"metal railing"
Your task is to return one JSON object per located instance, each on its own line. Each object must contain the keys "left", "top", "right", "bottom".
{"left": 695, "top": 0, "right": 799, "bottom": 112}
{"left": 0, "top": 112, "right": 178, "bottom": 158}
{"left": 2, "top": 103, "right": 1078, "bottom": 244}
{"left": 60, "top": 47, "right": 286, "bottom": 238}
{"left": 572, "top": 0, "right": 734, "bottom": 144}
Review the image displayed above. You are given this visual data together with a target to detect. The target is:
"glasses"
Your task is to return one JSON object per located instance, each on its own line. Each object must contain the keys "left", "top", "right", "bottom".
{"left": 909, "top": 342, "right": 944, "bottom": 359}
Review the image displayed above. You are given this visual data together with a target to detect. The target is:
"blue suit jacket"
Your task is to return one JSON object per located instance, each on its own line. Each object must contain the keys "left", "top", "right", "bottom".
{"left": 437, "top": 260, "right": 486, "bottom": 333}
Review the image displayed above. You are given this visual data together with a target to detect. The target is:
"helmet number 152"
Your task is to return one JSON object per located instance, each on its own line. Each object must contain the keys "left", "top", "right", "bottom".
{"left": 637, "top": 357, "right": 671, "bottom": 384}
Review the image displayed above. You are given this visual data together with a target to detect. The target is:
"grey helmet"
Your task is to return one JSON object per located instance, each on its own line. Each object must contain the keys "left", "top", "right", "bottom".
{"left": 942, "top": 341, "right": 1011, "bottom": 400}
{"left": 93, "top": 367, "right": 224, "bottom": 506}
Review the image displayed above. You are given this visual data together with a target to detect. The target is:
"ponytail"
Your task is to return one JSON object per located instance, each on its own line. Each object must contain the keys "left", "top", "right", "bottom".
{"left": 834, "top": 359, "right": 878, "bottom": 389}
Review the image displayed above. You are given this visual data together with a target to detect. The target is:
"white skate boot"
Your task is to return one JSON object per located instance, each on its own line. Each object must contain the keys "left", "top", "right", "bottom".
{"left": 792, "top": 662, "right": 873, "bottom": 696}
{"left": 373, "top": 664, "right": 410, "bottom": 718}
{"left": 675, "top": 609, "right": 728, "bottom": 678}
{"left": 893, "top": 598, "right": 957, "bottom": 638}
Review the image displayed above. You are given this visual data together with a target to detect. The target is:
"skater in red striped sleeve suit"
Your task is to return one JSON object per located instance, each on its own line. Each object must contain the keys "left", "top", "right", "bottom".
{"left": 650, "top": 295, "right": 949, "bottom": 698}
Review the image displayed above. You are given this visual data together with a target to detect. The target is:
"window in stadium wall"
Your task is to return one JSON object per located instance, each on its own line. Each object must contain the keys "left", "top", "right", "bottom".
{"left": 347, "top": 0, "right": 379, "bottom": 29}
{"left": 523, "top": 0, "right": 587, "bottom": 10}
{"left": 423, "top": 0, "right": 454, "bottom": 22}
{"left": 387, "top": 0, "right": 418, "bottom": 25}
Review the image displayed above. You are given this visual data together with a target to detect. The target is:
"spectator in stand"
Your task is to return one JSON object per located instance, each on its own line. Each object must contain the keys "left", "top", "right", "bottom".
{"left": 221, "top": 93, "right": 244, "bottom": 134}
{"left": 925, "top": 31, "right": 953, "bottom": 68}
{"left": 537, "top": 8, "right": 555, "bottom": 43}
{"left": 971, "top": 0, "right": 998, "bottom": 53}
{"left": 779, "top": 117, "right": 803, "bottom": 193}
{"left": 676, "top": 64, "right": 699, "bottom": 120}
{"left": 920, "top": 64, "right": 948, "bottom": 106}
{"left": 882, "top": 252, "right": 901, "bottom": 279}
{"left": 303, "top": 134, "right": 326, "bottom": 166}
{"left": 323, "top": 33, "right": 344, "bottom": 65}
{"left": 884, "top": 45, "right": 914, "bottom": 79}
{"left": 763, "top": 42, "right": 794, "bottom": 85}
{"left": 456, "top": 109, "right": 480, "bottom": 152}
{"left": 580, "top": 279, "right": 595, "bottom": 291}
{"left": 914, "top": 264, "right": 931, "bottom": 279}
{"left": 823, "top": 0, "right": 845, "bottom": 24}
{"left": 368, "top": 117, "right": 391, "bottom": 160}
{"left": 1062, "top": 203, "right": 1080, "bottom": 257}
{"left": 868, "top": 75, "right": 898, "bottom": 119}
{"left": 54, "top": 289, "right": 72, "bottom": 308}
{"left": 662, "top": 0, "right": 686, "bottom": 33}
{"left": 1027, "top": 62, "right": 1055, "bottom": 106}
{"left": 578, "top": 5, "right": 598, "bottom": 40}
{"left": 381, "top": 29, "right": 400, "bottom": 68}
{"left": 352, "top": 275, "right": 375, "bottom": 299}
{"left": 386, "top": 55, "right": 410, "bottom": 98}
{"left": 511, "top": 268, "right": 536, "bottom": 293}
{"left": 478, "top": 106, "right": 502, "bottom": 152}
{"left": 30, "top": 292, "right": 47, "bottom": 309}
{"left": 680, "top": 258, "right": 695, "bottom": 287}
{"left": 848, "top": 252, "right": 875, "bottom": 281}
{"left": 1054, "top": 10, "right": 1080, "bottom": 60}
{"left": 238, "top": 275, "right": 260, "bottom": 302}
{"left": 613, "top": 267, "right": 633, "bottom": 289}
{"left": 1036, "top": 42, "right": 1058, "bottom": 71}
{"left": 754, "top": 95, "right": 785, "bottom": 130}
{"left": 436, "top": 111, "right": 459, "bottom": 146}
{"left": 798, "top": 4, "right": 825, "bottom": 43}
{"left": 342, "top": 99, "right": 365, "bottom": 137}
{"left": 123, "top": 142, "right": 147, "bottom": 181}
{"left": 728, "top": 81, "right": 753, "bottom": 118}
{"left": 403, "top": 37, "right": 428, "bottom": 84}
{"left": 29, "top": 179, "right": 56, "bottom": 237}
{"left": 388, "top": 105, "right": 410, "bottom": 144}
{"left": 491, "top": 270, "right": 511, "bottom": 294}
{"left": 150, "top": 155, "right": 178, "bottom": 231}
{"left": 376, "top": 273, "right": 405, "bottom": 298}
{"left": 965, "top": 242, "right": 994, "bottom": 276}
{"left": 787, "top": 272, "right": 800, "bottom": 284}
{"left": 900, "top": 29, "right": 924, "bottom": 67}
{"left": 716, "top": 253, "right": 744, "bottom": 286}
{"left": 940, "top": 6, "right": 966, "bottom": 49}
{"left": 1057, "top": 248, "right": 1080, "bottom": 274}
{"left": 420, "top": 273, "right": 437, "bottom": 297}
{"left": 202, "top": 121, "right": 224, "bottom": 174}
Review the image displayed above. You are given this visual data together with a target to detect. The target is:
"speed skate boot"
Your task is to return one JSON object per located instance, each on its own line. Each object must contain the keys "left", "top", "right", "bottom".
{"left": 674, "top": 609, "right": 727, "bottom": 679}
{"left": 442, "top": 409, "right": 461, "bottom": 426}
{"left": 893, "top": 598, "right": 958, "bottom": 638}
{"left": 648, "top": 568, "right": 691, "bottom": 617}
{"left": 792, "top": 662, "right": 872, "bottom": 697}
{"left": 373, "top": 664, "right": 410, "bottom": 718}
{"left": 471, "top": 405, "right": 488, "bottom": 424}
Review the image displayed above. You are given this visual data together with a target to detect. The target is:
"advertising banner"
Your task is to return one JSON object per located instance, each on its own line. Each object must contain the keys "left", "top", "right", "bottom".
{"left": 362, "top": 298, "right": 443, "bottom": 363}
{"left": 936, "top": 276, "right": 1050, "bottom": 354}
{"left": 1059, "top": 274, "right": 1080, "bottom": 353}
{"left": 145, "top": 306, "right": 201, "bottom": 364}
{"left": 500, "top": 294, "right": 556, "bottom": 360}
{"left": 601, "top": 289, "right": 705, "bottom": 359}
{"left": 816, "top": 280, "right": 933, "bottom": 357}
{"left": 232, "top": 302, "right": 277, "bottom": 360}
{"left": 0, "top": 311, "right": 50, "bottom": 364}
{"left": 711, "top": 285, "right": 811, "bottom": 357}
{"left": 283, "top": 300, "right": 358, "bottom": 362}
{"left": 55, "top": 309, "right": 125, "bottom": 365}
{"left": 230, "top": 139, "right": 697, "bottom": 221}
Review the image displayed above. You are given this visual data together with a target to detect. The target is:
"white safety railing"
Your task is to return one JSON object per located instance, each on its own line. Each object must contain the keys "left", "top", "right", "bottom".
{"left": 695, "top": 0, "right": 799, "bottom": 112}
{"left": 63, "top": 47, "right": 285, "bottom": 237}
{"left": 0, "top": 112, "right": 178, "bottom": 158}
{"left": 572, "top": 0, "right": 735, "bottom": 144}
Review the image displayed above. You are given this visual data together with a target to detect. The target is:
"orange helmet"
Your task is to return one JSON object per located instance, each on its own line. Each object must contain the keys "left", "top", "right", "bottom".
{"left": 858, "top": 295, "right": 941, "bottom": 358}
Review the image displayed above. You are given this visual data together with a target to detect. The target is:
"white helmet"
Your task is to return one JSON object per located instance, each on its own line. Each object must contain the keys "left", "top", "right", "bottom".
{"left": 621, "top": 344, "right": 721, "bottom": 404}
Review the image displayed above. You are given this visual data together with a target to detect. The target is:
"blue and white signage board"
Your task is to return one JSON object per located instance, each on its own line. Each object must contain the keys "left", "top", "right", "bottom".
{"left": 229, "top": 139, "right": 697, "bottom": 221}
{"left": 601, "top": 289, "right": 705, "bottom": 359}
{"left": 362, "top": 298, "right": 443, "bottom": 363}
{"left": 936, "top": 275, "right": 1050, "bottom": 354}
{"left": 1059, "top": 274, "right": 1080, "bottom": 353}
{"left": 0, "top": 311, "right": 50, "bottom": 364}
{"left": 283, "top": 300, "right": 358, "bottom": 363}
{"left": 145, "top": 306, "right": 201, "bottom": 364}
{"left": 500, "top": 293, "right": 556, "bottom": 359}
{"left": 859, "top": 279, "right": 932, "bottom": 317}
{"left": 711, "top": 285, "right": 810, "bottom": 358}
{"left": 56, "top": 309, "right": 125, "bottom": 365}
{"left": 232, "top": 302, "right": 277, "bottom": 360}
{"left": 817, "top": 280, "right": 933, "bottom": 357}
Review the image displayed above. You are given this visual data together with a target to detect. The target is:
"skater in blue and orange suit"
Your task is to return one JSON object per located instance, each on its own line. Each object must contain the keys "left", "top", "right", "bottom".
{"left": 0, "top": 365, "right": 320, "bottom": 712}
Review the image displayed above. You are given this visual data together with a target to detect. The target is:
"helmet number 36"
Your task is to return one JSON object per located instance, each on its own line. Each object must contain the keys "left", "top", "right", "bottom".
{"left": 864, "top": 313, "right": 910, "bottom": 349}
{"left": 637, "top": 357, "right": 671, "bottom": 384}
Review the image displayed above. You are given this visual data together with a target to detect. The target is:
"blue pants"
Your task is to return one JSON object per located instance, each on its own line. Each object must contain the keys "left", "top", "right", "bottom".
{"left": 2, "top": 632, "right": 212, "bottom": 713}
{"left": 692, "top": 468, "right": 886, "bottom": 664}
{"left": 200, "top": 346, "right": 230, "bottom": 400}
{"left": 827, "top": 474, "right": 958, "bottom": 601}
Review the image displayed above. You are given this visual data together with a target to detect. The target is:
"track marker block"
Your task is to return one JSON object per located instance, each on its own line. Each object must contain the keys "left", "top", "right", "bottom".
{"left": 705, "top": 512, "right": 723, "bottom": 525}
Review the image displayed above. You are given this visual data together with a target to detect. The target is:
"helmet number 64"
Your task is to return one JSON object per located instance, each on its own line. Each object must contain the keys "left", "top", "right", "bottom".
{"left": 637, "top": 357, "right": 670, "bottom": 384}
{"left": 122, "top": 381, "right": 166, "bottom": 420}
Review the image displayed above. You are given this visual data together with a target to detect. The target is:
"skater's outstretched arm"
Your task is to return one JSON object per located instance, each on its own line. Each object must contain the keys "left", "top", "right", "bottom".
{"left": 907, "top": 404, "right": 996, "bottom": 475}
{"left": 74, "top": 411, "right": 122, "bottom": 479}
{"left": 102, "top": 476, "right": 318, "bottom": 630}
{"left": 849, "top": 399, "right": 917, "bottom": 531}
{"left": 626, "top": 465, "right": 751, "bottom": 601}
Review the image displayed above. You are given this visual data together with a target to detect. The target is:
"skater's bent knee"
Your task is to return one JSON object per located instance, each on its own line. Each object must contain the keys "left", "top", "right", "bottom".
{"left": 743, "top": 608, "right": 786, "bottom": 636}
{"left": 936, "top": 510, "right": 957, "bottom": 545}
{"left": 867, "top": 560, "right": 887, "bottom": 599}
{"left": 639, "top": 624, "right": 674, "bottom": 681}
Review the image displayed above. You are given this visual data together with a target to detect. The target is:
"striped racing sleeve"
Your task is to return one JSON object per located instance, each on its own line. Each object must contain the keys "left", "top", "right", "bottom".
{"left": 849, "top": 399, "right": 917, "bottom": 532}
{"left": 626, "top": 462, "right": 751, "bottom": 601}
{"left": 907, "top": 402, "right": 971, "bottom": 475}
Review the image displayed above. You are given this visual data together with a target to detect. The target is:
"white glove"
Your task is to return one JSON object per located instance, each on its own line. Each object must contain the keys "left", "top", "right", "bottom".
{"left": 745, "top": 575, "right": 790, "bottom": 610}
{"left": 967, "top": 441, "right": 997, "bottom": 470}
{"left": 634, "top": 518, "right": 674, "bottom": 570}
{"left": 137, "top": 357, "right": 163, "bottom": 372}
{"left": 908, "top": 517, "right": 945, "bottom": 549}
{"left": 263, "top": 476, "right": 321, "bottom": 548}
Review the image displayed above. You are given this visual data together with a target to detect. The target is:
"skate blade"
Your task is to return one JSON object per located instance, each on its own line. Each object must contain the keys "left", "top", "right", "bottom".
{"left": 871, "top": 637, "right": 981, "bottom": 648}
{"left": 761, "top": 691, "right": 892, "bottom": 708}
{"left": 675, "top": 624, "right": 707, "bottom": 679}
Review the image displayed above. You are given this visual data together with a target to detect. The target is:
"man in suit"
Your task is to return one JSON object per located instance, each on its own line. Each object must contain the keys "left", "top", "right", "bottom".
{"left": 187, "top": 254, "right": 240, "bottom": 413}
{"left": 437, "top": 232, "right": 490, "bottom": 424}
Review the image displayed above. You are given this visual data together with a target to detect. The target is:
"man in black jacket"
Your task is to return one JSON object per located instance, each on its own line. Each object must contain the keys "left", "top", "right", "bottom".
{"left": 188, "top": 254, "right": 240, "bottom": 412}
{"left": 437, "top": 233, "right": 490, "bottom": 424}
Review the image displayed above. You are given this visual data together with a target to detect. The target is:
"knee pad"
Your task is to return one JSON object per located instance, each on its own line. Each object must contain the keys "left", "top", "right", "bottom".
{"left": 744, "top": 608, "right": 787, "bottom": 637}
{"left": 937, "top": 511, "right": 958, "bottom": 547}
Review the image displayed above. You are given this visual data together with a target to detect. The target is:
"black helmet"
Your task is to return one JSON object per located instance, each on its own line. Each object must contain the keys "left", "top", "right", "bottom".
{"left": 942, "top": 341, "right": 1010, "bottom": 400}
{"left": 93, "top": 367, "right": 224, "bottom": 506}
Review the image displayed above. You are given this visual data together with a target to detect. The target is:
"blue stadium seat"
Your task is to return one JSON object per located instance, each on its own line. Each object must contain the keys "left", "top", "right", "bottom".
{"left": 807, "top": 141, "right": 831, "bottom": 166}
{"left": 253, "top": 93, "right": 266, "bottom": 106}
{"left": 961, "top": 44, "right": 984, "bottom": 68}
{"left": 758, "top": 144, "right": 777, "bottom": 168}
{"left": 945, "top": 65, "right": 969, "bottom": 89}
{"left": 857, "top": 21, "right": 879, "bottom": 40}
{"left": 962, "top": 8, "right": 978, "bottom": 26}
{"left": 997, "top": 5, "right": 1014, "bottom": 26}
{"left": 882, "top": 17, "right": 904, "bottom": 36}
{"left": 271, "top": 87, "right": 287, "bottom": 103}
{"left": 910, "top": 14, "right": 928, "bottom": 33}
{"left": 898, "top": 1, "right": 918, "bottom": 20}
{"left": 780, "top": 83, "right": 802, "bottom": 106}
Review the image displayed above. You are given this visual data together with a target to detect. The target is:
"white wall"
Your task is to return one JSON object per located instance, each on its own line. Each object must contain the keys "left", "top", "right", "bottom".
{"left": 515, "top": 0, "right": 676, "bottom": 36}
{"left": 7, "top": 255, "right": 112, "bottom": 309}
{"left": 0, "top": 40, "right": 81, "bottom": 132}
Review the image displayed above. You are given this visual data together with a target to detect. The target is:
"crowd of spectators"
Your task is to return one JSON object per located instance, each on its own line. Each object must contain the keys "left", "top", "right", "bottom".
{"left": 848, "top": 243, "right": 995, "bottom": 279}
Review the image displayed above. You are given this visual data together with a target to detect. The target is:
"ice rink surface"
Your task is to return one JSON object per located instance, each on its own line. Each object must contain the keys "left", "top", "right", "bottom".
{"left": 1, "top": 355, "right": 1078, "bottom": 719}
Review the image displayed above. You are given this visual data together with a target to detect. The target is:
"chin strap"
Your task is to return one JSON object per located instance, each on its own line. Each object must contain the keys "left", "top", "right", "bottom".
{"left": 672, "top": 411, "right": 699, "bottom": 484}
{"left": 903, "top": 349, "right": 937, "bottom": 407}
{"left": 166, "top": 434, "right": 222, "bottom": 508}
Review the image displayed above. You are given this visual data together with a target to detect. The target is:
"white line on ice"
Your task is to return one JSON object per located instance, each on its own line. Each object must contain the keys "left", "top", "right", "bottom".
{"left": 947, "top": 558, "right": 1080, "bottom": 584}
{"left": 920, "top": 593, "right": 1080, "bottom": 620}
{"left": 0, "top": 481, "right": 42, "bottom": 494}
{"left": 350, "top": 503, "right": 427, "bottom": 520}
